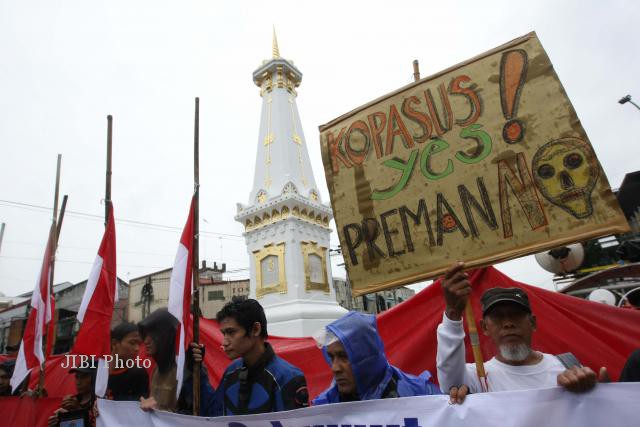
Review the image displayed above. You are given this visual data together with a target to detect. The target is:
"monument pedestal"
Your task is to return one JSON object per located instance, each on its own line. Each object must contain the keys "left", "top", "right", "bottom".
{"left": 263, "top": 299, "right": 347, "bottom": 337}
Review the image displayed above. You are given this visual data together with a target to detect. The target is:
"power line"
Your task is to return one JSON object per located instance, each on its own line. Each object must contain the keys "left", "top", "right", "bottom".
{"left": 4, "top": 240, "right": 176, "bottom": 257}
{"left": 0, "top": 199, "right": 255, "bottom": 280}
{"left": 0, "top": 198, "right": 244, "bottom": 240}
{"left": 0, "top": 254, "right": 171, "bottom": 269}
{"left": 0, "top": 254, "right": 250, "bottom": 273}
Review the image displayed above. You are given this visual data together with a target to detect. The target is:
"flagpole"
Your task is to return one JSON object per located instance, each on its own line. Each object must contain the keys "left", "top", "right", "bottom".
{"left": 57, "top": 196, "right": 68, "bottom": 240}
{"left": 192, "top": 97, "right": 201, "bottom": 415}
{"left": 106, "top": 115, "right": 113, "bottom": 222}
{"left": 49, "top": 195, "right": 68, "bottom": 356}
{"left": 38, "top": 154, "right": 62, "bottom": 396}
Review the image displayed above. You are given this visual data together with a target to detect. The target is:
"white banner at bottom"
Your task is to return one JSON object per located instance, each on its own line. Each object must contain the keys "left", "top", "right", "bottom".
{"left": 97, "top": 383, "right": 639, "bottom": 427}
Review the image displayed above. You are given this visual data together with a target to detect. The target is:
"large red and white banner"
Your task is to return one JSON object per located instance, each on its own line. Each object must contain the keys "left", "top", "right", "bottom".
{"left": 5, "top": 265, "right": 640, "bottom": 401}
{"left": 96, "top": 383, "right": 639, "bottom": 427}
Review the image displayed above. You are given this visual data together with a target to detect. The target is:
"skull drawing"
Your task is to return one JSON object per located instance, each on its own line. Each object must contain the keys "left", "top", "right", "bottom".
{"left": 532, "top": 137, "right": 599, "bottom": 219}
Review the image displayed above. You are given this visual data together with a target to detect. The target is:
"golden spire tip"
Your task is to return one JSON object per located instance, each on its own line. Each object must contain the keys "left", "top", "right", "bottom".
{"left": 272, "top": 26, "right": 280, "bottom": 59}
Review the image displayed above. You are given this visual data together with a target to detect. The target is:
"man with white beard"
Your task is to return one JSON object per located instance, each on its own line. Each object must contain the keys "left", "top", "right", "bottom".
{"left": 436, "top": 262, "right": 606, "bottom": 402}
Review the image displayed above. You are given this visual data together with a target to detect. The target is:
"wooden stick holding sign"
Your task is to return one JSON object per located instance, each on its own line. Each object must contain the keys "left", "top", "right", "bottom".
{"left": 464, "top": 299, "right": 488, "bottom": 392}
{"left": 441, "top": 262, "right": 487, "bottom": 393}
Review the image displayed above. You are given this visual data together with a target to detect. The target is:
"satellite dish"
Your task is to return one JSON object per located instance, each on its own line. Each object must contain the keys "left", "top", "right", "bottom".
{"left": 534, "top": 243, "right": 585, "bottom": 274}
{"left": 588, "top": 289, "right": 616, "bottom": 306}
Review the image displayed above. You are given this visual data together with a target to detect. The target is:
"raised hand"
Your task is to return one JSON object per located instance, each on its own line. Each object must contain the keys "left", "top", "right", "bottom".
{"left": 441, "top": 262, "right": 471, "bottom": 321}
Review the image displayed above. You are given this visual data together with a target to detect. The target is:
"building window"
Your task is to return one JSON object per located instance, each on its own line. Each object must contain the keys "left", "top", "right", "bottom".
{"left": 208, "top": 290, "right": 224, "bottom": 301}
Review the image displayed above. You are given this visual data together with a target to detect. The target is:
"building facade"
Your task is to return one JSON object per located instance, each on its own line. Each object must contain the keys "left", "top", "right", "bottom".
{"left": 198, "top": 278, "right": 250, "bottom": 319}
{"left": 0, "top": 278, "right": 128, "bottom": 354}
{"left": 127, "top": 261, "right": 230, "bottom": 323}
{"left": 332, "top": 278, "right": 415, "bottom": 314}
{"left": 127, "top": 261, "right": 251, "bottom": 322}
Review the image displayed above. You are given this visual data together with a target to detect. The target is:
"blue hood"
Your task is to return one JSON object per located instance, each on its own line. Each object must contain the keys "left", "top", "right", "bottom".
{"left": 313, "top": 311, "right": 440, "bottom": 405}
{"left": 325, "top": 312, "right": 391, "bottom": 400}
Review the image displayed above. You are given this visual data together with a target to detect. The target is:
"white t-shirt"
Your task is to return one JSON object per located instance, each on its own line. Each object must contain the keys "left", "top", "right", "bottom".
{"left": 436, "top": 312, "right": 566, "bottom": 393}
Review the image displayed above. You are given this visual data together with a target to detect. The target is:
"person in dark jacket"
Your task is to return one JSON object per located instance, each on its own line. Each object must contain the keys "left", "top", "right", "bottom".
{"left": 212, "top": 297, "right": 309, "bottom": 415}
{"left": 138, "top": 308, "right": 215, "bottom": 415}
{"left": 313, "top": 311, "right": 441, "bottom": 405}
{"left": 106, "top": 322, "right": 149, "bottom": 401}
{"left": 47, "top": 366, "right": 98, "bottom": 427}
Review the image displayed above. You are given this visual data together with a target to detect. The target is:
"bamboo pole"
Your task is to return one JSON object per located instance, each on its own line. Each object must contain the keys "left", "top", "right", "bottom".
{"left": 38, "top": 154, "right": 62, "bottom": 396}
{"left": 49, "top": 195, "right": 68, "bottom": 353}
{"left": 192, "top": 97, "right": 201, "bottom": 415}
{"left": 57, "top": 196, "right": 68, "bottom": 239}
{"left": 106, "top": 115, "right": 113, "bottom": 222}
{"left": 464, "top": 299, "right": 488, "bottom": 392}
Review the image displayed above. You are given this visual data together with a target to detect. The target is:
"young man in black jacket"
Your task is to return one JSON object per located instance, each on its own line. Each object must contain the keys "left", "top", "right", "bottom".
{"left": 207, "top": 298, "right": 309, "bottom": 415}
{"left": 106, "top": 322, "right": 149, "bottom": 401}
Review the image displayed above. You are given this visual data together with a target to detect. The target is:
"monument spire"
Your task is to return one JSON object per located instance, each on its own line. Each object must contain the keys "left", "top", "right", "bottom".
{"left": 235, "top": 32, "right": 346, "bottom": 337}
{"left": 272, "top": 26, "right": 280, "bottom": 59}
{"left": 246, "top": 32, "right": 320, "bottom": 206}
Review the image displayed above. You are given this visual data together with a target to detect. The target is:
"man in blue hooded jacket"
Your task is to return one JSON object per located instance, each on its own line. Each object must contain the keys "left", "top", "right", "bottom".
{"left": 213, "top": 297, "right": 309, "bottom": 415}
{"left": 313, "top": 311, "right": 441, "bottom": 404}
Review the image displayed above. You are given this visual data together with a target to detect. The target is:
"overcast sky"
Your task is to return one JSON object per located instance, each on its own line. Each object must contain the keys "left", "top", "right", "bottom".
{"left": 1, "top": 0, "right": 639, "bottom": 297}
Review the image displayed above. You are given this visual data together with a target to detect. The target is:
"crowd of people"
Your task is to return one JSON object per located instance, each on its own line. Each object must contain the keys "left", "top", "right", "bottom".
{"left": 1, "top": 262, "right": 638, "bottom": 426}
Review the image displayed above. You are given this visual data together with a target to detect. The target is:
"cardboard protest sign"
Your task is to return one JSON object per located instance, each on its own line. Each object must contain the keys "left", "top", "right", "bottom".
{"left": 319, "top": 32, "right": 629, "bottom": 296}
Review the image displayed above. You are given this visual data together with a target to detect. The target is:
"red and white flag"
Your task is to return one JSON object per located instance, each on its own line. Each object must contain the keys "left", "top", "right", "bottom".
{"left": 72, "top": 205, "right": 117, "bottom": 397}
{"left": 167, "top": 197, "right": 195, "bottom": 397}
{"left": 11, "top": 225, "right": 56, "bottom": 392}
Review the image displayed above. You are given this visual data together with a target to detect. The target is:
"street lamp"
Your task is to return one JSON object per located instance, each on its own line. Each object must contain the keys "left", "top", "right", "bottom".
{"left": 619, "top": 94, "right": 640, "bottom": 111}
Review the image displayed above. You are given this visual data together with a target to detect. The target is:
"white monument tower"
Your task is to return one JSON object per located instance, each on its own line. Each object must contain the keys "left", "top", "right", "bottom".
{"left": 235, "top": 31, "right": 347, "bottom": 337}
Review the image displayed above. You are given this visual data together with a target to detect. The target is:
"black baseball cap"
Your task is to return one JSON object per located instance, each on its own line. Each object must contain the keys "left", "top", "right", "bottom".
{"left": 481, "top": 287, "right": 531, "bottom": 316}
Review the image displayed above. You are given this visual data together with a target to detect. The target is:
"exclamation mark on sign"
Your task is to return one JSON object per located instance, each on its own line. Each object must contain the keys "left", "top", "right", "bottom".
{"left": 500, "top": 49, "right": 528, "bottom": 144}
